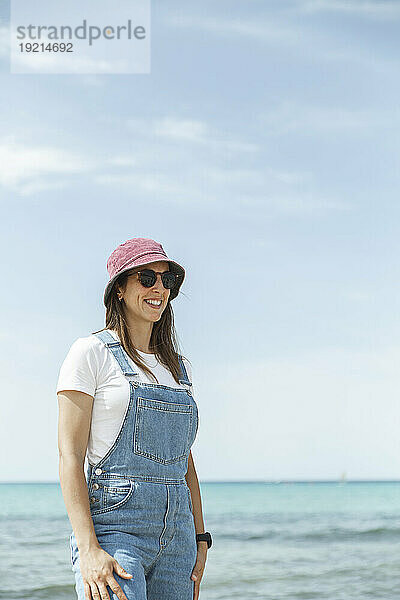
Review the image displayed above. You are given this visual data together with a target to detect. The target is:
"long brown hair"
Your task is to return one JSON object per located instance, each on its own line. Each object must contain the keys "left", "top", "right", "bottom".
{"left": 92, "top": 267, "right": 188, "bottom": 385}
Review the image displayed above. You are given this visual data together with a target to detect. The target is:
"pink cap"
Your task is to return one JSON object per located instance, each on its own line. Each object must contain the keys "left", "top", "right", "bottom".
{"left": 104, "top": 238, "right": 185, "bottom": 305}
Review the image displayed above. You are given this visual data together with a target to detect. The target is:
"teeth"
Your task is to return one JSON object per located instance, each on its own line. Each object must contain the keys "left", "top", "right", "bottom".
{"left": 145, "top": 299, "right": 162, "bottom": 306}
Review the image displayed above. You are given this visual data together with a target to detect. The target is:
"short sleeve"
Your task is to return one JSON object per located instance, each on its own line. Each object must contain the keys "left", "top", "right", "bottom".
{"left": 56, "top": 338, "right": 98, "bottom": 397}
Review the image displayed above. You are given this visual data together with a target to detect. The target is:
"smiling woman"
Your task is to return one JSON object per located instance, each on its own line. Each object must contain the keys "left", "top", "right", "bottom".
{"left": 124, "top": 267, "right": 177, "bottom": 314}
{"left": 57, "top": 237, "right": 211, "bottom": 600}
{"left": 103, "top": 250, "right": 186, "bottom": 384}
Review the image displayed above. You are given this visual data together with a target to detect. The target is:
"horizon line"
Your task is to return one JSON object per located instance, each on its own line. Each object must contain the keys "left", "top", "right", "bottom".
{"left": 2, "top": 479, "right": 400, "bottom": 484}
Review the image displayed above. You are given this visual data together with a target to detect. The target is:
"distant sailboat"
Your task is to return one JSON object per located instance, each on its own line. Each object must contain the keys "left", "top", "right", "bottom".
{"left": 339, "top": 471, "right": 347, "bottom": 485}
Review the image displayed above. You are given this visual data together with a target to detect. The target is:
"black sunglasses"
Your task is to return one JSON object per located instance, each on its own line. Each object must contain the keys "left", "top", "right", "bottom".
{"left": 127, "top": 268, "right": 179, "bottom": 290}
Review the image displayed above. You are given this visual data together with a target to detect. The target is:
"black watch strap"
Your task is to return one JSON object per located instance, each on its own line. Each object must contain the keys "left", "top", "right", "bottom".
{"left": 196, "top": 531, "right": 212, "bottom": 548}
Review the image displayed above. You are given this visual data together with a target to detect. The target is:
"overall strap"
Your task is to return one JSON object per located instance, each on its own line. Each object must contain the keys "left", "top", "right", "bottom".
{"left": 94, "top": 329, "right": 191, "bottom": 387}
{"left": 178, "top": 355, "right": 192, "bottom": 386}
{"left": 93, "top": 330, "right": 139, "bottom": 377}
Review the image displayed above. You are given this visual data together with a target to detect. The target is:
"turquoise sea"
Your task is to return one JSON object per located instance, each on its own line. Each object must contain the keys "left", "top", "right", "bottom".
{"left": 1, "top": 481, "right": 400, "bottom": 599}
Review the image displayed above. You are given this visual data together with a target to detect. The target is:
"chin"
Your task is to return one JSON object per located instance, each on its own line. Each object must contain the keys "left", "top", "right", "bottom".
{"left": 144, "top": 313, "right": 162, "bottom": 323}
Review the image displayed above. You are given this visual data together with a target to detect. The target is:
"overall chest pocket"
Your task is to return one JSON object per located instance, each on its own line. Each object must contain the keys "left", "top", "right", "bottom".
{"left": 133, "top": 397, "right": 193, "bottom": 464}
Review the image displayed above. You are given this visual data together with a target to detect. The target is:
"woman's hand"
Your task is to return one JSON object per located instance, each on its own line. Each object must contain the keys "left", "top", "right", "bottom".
{"left": 191, "top": 542, "right": 208, "bottom": 600}
{"left": 79, "top": 545, "right": 133, "bottom": 600}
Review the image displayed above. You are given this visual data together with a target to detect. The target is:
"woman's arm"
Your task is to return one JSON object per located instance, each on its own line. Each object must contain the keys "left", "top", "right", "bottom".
{"left": 58, "top": 389, "right": 133, "bottom": 600}
{"left": 185, "top": 450, "right": 208, "bottom": 599}
{"left": 185, "top": 450, "right": 207, "bottom": 542}
{"left": 57, "top": 389, "right": 100, "bottom": 552}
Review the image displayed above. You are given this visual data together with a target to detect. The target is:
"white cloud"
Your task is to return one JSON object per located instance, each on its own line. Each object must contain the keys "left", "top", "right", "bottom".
{"left": 166, "top": 8, "right": 399, "bottom": 74}
{"left": 107, "top": 155, "right": 137, "bottom": 167}
{"left": 261, "top": 194, "right": 350, "bottom": 215}
{"left": 206, "top": 166, "right": 311, "bottom": 186}
{"left": 0, "top": 136, "right": 98, "bottom": 193}
{"left": 167, "top": 14, "right": 298, "bottom": 45}
{"left": 153, "top": 117, "right": 208, "bottom": 142}
{"left": 168, "top": 1, "right": 400, "bottom": 43}
{"left": 78, "top": 75, "right": 108, "bottom": 88}
{"left": 0, "top": 119, "right": 349, "bottom": 216}
{"left": 126, "top": 116, "right": 258, "bottom": 153}
{"left": 261, "top": 101, "right": 399, "bottom": 135}
{"left": 299, "top": 0, "right": 400, "bottom": 19}
{"left": 94, "top": 162, "right": 349, "bottom": 216}
{"left": 93, "top": 172, "right": 191, "bottom": 199}
{"left": 17, "top": 179, "right": 71, "bottom": 197}
{"left": 87, "top": 115, "right": 351, "bottom": 215}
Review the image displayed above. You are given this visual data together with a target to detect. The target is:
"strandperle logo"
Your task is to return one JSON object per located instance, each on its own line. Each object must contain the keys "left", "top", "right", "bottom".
{"left": 15, "top": 19, "right": 146, "bottom": 46}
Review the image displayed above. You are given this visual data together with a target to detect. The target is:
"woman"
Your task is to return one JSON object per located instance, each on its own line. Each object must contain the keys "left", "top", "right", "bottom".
{"left": 57, "top": 237, "right": 212, "bottom": 600}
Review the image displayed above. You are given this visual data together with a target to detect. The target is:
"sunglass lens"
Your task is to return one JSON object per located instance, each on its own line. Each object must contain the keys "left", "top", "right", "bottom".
{"left": 162, "top": 272, "right": 177, "bottom": 289}
{"left": 139, "top": 269, "right": 156, "bottom": 287}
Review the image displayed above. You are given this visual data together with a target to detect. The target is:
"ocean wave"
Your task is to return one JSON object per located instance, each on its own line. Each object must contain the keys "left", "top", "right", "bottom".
{"left": 216, "top": 525, "right": 400, "bottom": 543}
{"left": 0, "top": 583, "right": 73, "bottom": 599}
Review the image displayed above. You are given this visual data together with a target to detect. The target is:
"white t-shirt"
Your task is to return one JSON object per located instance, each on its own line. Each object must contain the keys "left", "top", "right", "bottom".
{"left": 56, "top": 329, "right": 194, "bottom": 466}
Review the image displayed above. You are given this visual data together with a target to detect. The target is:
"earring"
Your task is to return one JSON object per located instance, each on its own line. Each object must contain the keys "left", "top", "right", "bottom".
{"left": 118, "top": 295, "right": 123, "bottom": 301}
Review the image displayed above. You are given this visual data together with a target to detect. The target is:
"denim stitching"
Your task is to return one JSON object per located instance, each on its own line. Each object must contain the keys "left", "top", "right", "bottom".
{"left": 137, "top": 397, "right": 192, "bottom": 413}
{"left": 133, "top": 382, "right": 192, "bottom": 394}
{"left": 158, "top": 484, "right": 169, "bottom": 549}
{"left": 90, "top": 481, "right": 134, "bottom": 516}
{"left": 145, "top": 486, "right": 177, "bottom": 574}
{"left": 187, "top": 487, "right": 193, "bottom": 513}
{"left": 133, "top": 398, "right": 193, "bottom": 464}
{"left": 88, "top": 473, "right": 186, "bottom": 483}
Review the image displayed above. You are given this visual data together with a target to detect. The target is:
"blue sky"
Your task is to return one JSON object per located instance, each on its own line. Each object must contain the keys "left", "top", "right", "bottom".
{"left": 1, "top": 0, "right": 400, "bottom": 481}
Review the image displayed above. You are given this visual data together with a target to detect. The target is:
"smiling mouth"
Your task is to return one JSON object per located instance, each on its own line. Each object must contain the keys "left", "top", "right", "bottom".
{"left": 144, "top": 299, "right": 162, "bottom": 309}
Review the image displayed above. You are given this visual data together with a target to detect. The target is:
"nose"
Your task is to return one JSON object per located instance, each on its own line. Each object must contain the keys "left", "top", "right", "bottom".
{"left": 151, "top": 275, "right": 165, "bottom": 293}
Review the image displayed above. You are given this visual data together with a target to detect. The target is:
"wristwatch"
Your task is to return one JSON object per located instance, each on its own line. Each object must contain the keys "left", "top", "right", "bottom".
{"left": 196, "top": 531, "right": 212, "bottom": 548}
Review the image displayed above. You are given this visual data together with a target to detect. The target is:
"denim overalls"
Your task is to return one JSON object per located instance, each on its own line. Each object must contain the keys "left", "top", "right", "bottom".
{"left": 69, "top": 329, "right": 199, "bottom": 600}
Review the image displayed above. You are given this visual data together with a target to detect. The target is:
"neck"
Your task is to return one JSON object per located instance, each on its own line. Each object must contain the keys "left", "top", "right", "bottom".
{"left": 120, "top": 312, "right": 154, "bottom": 353}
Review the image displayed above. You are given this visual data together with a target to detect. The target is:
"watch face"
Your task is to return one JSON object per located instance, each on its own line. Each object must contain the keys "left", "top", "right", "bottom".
{"left": 196, "top": 532, "right": 212, "bottom": 547}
